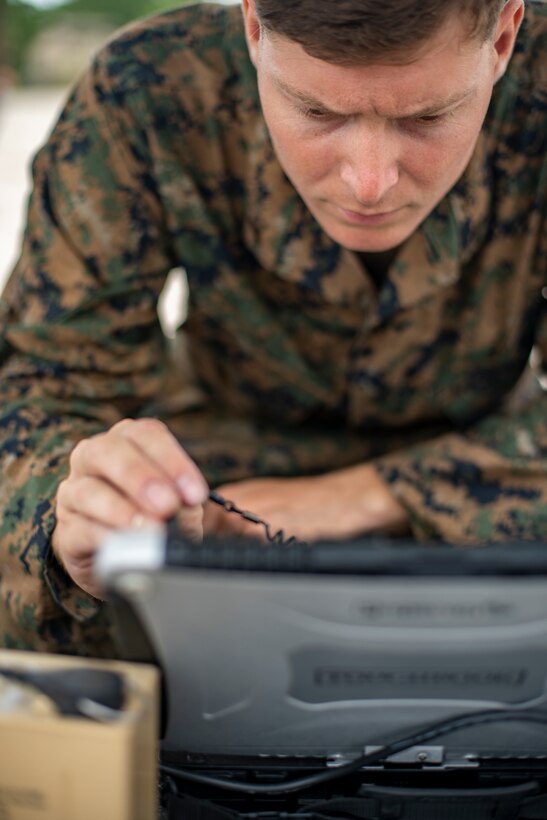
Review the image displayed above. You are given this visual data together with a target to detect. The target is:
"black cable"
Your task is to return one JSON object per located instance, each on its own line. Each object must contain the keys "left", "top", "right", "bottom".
{"left": 159, "top": 707, "right": 547, "bottom": 796}
{"left": 208, "top": 490, "right": 306, "bottom": 547}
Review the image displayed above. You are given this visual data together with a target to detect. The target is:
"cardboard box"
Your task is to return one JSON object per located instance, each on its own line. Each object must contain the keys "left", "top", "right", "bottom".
{"left": 0, "top": 650, "right": 159, "bottom": 820}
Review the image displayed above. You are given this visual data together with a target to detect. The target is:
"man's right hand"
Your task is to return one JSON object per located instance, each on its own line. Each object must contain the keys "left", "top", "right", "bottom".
{"left": 52, "top": 418, "right": 209, "bottom": 598}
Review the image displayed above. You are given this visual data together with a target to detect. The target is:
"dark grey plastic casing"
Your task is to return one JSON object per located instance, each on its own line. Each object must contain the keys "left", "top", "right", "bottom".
{"left": 96, "top": 530, "right": 547, "bottom": 762}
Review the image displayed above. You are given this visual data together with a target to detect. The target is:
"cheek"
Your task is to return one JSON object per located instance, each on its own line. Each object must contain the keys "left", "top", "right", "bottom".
{"left": 269, "top": 121, "right": 335, "bottom": 186}
{"left": 405, "top": 144, "right": 454, "bottom": 189}
{"left": 259, "top": 85, "right": 336, "bottom": 185}
{"left": 402, "top": 120, "right": 483, "bottom": 191}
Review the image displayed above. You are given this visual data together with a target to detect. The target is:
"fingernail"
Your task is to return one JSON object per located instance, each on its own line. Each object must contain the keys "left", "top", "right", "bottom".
{"left": 177, "top": 474, "right": 208, "bottom": 506}
{"left": 144, "top": 481, "right": 180, "bottom": 513}
{"left": 130, "top": 514, "right": 161, "bottom": 530}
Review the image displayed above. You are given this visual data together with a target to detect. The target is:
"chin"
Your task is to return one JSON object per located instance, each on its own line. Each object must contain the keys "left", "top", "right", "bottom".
{"left": 327, "top": 223, "right": 414, "bottom": 253}
{"left": 306, "top": 204, "right": 418, "bottom": 252}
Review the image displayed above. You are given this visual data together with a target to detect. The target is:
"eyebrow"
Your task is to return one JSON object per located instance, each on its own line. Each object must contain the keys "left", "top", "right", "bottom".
{"left": 272, "top": 74, "right": 476, "bottom": 119}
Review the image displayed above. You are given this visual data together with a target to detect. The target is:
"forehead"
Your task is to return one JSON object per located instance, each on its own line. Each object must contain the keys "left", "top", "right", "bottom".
{"left": 259, "top": 3, "right": 488, "bottom": 68}
{"left": 260, "top": 13, "right": 487, "bottom": 116}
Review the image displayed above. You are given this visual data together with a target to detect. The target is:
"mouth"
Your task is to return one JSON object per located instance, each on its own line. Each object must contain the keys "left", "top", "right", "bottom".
{"left": 337, "top": 206, "right": 403, "bottom": 225}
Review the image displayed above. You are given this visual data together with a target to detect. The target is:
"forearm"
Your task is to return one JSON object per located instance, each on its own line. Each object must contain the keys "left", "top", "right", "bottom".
{"left": 374, "top": 389, "right": 547, "bottom": 542}
{"left": 0, "top": 400, "right": 115, "bottom": 654}
{"left": 205, "top": 460, "right": 410, "bottom": 543}
{"left": 312, "top": 462, "right": 411, "bottom": 537}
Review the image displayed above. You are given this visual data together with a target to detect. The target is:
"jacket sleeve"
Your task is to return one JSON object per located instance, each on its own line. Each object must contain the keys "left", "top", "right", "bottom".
{"left": 375, "top": 303, "right": 547, "bottom": 543}
{"left": 0, "top": 57, "right": 174, "bottom": 654}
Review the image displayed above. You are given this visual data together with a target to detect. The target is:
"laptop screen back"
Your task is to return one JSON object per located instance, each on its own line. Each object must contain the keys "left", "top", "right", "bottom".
{"left": 96, "top": 532, "right": 547, "bottom": 765}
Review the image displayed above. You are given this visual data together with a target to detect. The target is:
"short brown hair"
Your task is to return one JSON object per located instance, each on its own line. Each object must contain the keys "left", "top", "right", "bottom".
{"left": 254, "top": 0, "right": 507, "bottom": 65}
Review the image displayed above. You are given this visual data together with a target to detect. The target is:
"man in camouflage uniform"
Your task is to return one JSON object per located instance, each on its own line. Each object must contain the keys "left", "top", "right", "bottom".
{"left": 0, "top": 0, "right": 545, "bottom": 656}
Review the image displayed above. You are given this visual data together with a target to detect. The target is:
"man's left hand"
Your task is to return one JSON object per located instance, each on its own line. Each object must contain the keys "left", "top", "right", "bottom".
{"left": 204, "top": 464, "right": 410, "bottom": 543}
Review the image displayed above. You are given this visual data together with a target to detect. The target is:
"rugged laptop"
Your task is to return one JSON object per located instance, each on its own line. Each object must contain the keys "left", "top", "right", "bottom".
{"left": 96, "top": 526, "right": 547, "bottom": 819}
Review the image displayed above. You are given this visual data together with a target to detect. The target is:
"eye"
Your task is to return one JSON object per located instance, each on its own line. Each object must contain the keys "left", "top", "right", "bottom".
{"left": 411, "top": 112, "right": 451, "bottom": 127}
{"left": 298, "top": 105, "right": 338, "bottom": 121}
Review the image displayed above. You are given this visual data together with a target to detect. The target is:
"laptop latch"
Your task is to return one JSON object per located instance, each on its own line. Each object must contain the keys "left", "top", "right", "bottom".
{"left": 364, "top": 744, "right": 445, "bottom": 766}
{"left": 327, "top": 745, "right": 446, "bottom": 769}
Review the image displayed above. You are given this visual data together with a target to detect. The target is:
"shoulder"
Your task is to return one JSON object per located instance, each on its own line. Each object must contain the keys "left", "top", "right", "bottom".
{"left": 485, "top": 2, "right": 546, "bottom": 166}
{"left": 503, "top": 0, "right": 547, "bottom": 94}
{"left": 90, "top": 3, "right": 256, "bottom": 110}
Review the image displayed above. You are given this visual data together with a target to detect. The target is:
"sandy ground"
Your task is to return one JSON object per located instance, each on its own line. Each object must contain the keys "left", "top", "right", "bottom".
{"left": 0, "top": 86, "right": 68, "bottom": 293}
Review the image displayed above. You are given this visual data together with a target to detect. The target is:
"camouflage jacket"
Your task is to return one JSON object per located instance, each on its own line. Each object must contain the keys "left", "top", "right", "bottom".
{"left": 0, "top": 2, "right": 546, "bottom": 655}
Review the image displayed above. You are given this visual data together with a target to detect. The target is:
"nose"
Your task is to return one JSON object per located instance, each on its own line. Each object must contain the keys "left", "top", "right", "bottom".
{"left": 339, "top": 121, "right": 399, "bottom": 208}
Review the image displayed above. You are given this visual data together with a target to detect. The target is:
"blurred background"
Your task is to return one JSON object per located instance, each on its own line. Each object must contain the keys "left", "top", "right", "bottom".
{"left": 0, "top": 0, "right": 238, "bottom": 293}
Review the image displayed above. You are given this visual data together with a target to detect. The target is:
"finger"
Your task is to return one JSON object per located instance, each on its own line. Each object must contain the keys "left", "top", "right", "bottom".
{"left": 174, "top": 504, "right": 204, "bottom": 542}
{"left": 70, "top": 425, "right": 197, "bottom": 520}
{"left": 116, "top": 419, "right": 209, "bottom": 506}
{"left": 203, "top": 499, "right": 234, "bottom": 535}
{"left": 56, "top": 475, "right": 140, "bottom": 530}
{"left": 52, "top": 516, "right": 114, "bottom": 599}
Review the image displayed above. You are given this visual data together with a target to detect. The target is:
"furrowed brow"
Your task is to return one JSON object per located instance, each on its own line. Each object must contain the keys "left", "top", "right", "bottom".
{"left": 273, "top": 74, "right": 477, "bottom": 119}
{"left": 273, "top": 75, "right": 342, "bottom": 114}
{"left": 397, "top": 88, "right": 477, "bottom": 119}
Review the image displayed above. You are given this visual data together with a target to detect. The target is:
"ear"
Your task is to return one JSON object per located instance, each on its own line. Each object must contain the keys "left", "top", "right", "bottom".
{"left": 491, "top": 0, "right": 525, "bottom": 82}
{"left": 241, "top": 0, "right": 262, "bottom": 67}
